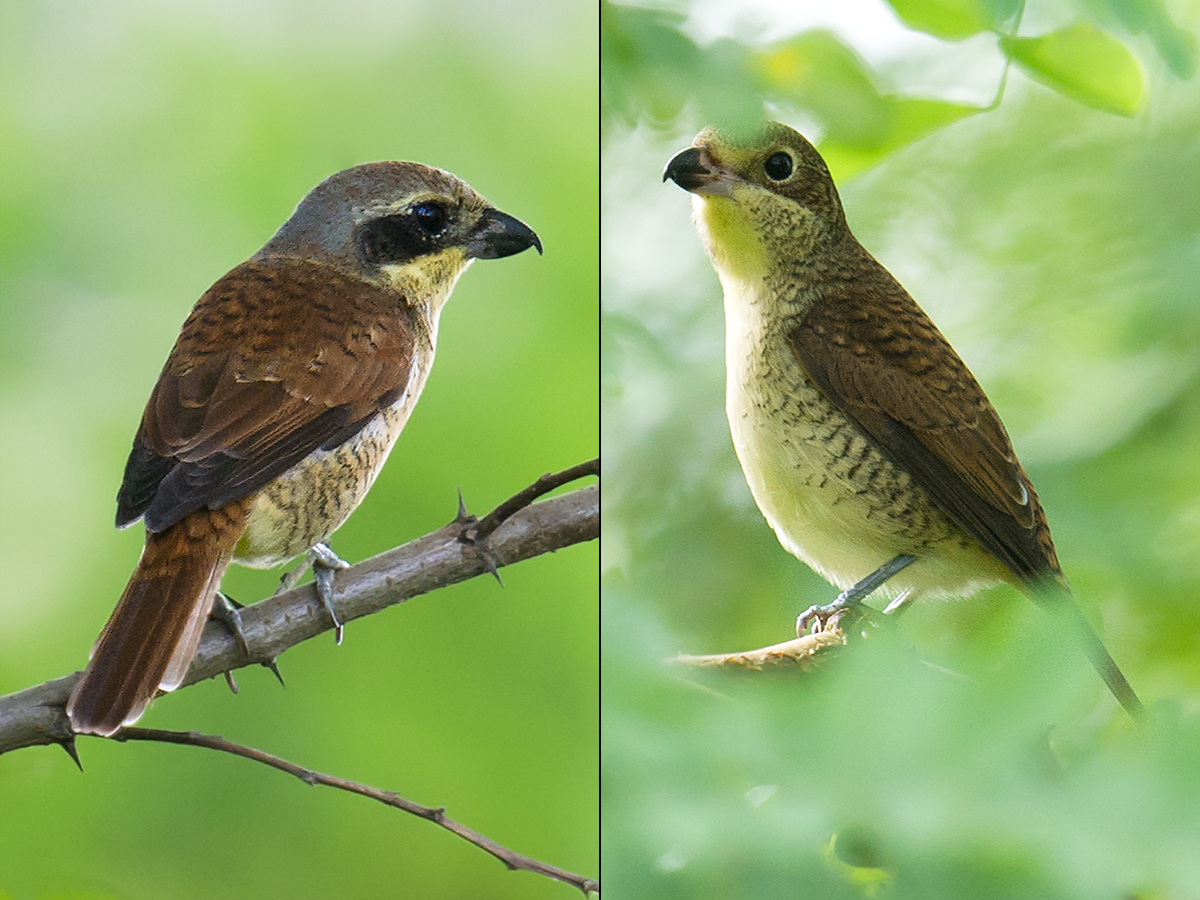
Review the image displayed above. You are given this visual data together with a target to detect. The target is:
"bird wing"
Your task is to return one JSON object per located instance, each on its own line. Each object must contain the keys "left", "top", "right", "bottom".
{"left": 786, "top": 257, "right": 1060, "bottom": 584}
{"left": 117, "top": 258, "right": 419, "bottom": 532}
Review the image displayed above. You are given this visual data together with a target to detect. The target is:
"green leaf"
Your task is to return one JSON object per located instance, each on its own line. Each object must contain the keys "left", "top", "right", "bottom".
{"left": 601, "top": 3, "right": 699, "bottom": 126}
{"left": 1001, "top": 23, "right": 1145, "bottom": 117}
{"left": 819, "top": 97, "right": 981, "bottom": 180}
{"left": 884, "top": 0, "right": 1010, "bottom": 40}
{"left": 751, "top": 31, "right": 984, "bottom": 179}
{"left": 751, "top": 31, "right": 891, "bottom": 146}
{"left": 1102, "top": 0, "right": 1198, "bottom": 78}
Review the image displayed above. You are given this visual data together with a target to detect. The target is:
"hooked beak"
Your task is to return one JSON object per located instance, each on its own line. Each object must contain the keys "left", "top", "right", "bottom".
{"left": 466, "top": 208, "right": 543, "bottom": 259}
{"left": 663, "top": 146, "right": 736, "bottom": 198}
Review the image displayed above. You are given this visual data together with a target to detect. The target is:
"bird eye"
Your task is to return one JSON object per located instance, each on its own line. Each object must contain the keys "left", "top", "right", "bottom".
{"left": 411, "top": 201, "right": 449, "bottom": 235}
{"left": 764, "top": 151, "right": 793, "bottom": 182}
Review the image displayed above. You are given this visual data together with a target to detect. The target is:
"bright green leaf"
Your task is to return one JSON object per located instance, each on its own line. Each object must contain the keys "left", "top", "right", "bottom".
{"left": 601, "top": 3, "right": 699, "bottom": 126}
{"left": 752, "top": 31, "right": 983, "bottom": 179}
{"left": 1001, "top": 22, "right": 1145, "bottom": 117}
{"left": 884, "top": 0, "right": 995, "bottom": 40}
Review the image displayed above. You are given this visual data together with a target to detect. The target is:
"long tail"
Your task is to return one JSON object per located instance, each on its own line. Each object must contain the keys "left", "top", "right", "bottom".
{"left": 1033, "top": 583, "right": 1144, "bottom": 720}
{"left": 68, "top": 502, "right": 248, "bottom": 736}
{"left": 1065, "top": 600, "right": 1144, "bottom": 719}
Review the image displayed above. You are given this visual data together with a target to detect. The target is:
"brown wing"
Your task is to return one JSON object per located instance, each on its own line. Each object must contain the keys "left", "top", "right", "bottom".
{"left": 117, "top": 258, "right": 418, "bottom": 532}
{"left": 787, "top": 246, "right": 1061, "bottom": 585}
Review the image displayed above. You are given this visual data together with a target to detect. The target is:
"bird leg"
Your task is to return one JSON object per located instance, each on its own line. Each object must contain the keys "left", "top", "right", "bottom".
{"left": 209, "top": 591, "right": 286, "bottom": 688}
{"left": 210, "top": 592, "right": 250, "bottom": 657}
{"left": 278, "top": 542, "right": 350, "bottom": 644}
{"left": 797, "top": 554, "right": 917, "bottom": 634}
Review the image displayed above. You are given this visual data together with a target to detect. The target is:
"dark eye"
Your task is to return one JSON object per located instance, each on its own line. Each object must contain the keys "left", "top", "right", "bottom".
{"left": 412, "top": 201, "right": 449, "bottom": 235}
{"left": 358, "top": 202, "right": 453, "bottom": 265}
{"left": 764, "top": 151, "right": 793, "bottom": 181}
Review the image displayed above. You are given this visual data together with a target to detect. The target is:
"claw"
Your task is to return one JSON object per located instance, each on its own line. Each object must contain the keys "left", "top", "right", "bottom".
{"left": 223, "top": 670, "right": 240, "bottom": 694}
{"left": 310, "top": 543, "right": 349, "bottom": 644}
{"left": 314, "top": 564, "right": 344, "bottom": 644}
{"left": 796, "top": 554, "right": 918, "bottom": 635}
{"left": 211, "top": 592, "right": 250, "bottom": 657}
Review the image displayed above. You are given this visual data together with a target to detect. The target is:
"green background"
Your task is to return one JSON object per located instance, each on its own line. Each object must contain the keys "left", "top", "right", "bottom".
{"left": 603, "top": 0, "right": 1200, "bottom": 897}
{"left": 0, "top": 1, "right": 597, "bottom": 897}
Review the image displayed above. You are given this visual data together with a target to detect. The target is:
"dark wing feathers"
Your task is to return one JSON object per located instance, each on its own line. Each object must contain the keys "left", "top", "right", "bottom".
{"left": 118, "top": 258, "right": 417, "bottom": 533}
{"left": 788, "top": 248, "right": 1060, "bottom": 585}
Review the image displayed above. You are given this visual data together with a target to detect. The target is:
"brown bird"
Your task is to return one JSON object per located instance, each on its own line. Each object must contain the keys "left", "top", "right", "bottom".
{"left": 664, "top": 122, "right": 1142, "bottom": 718}
{"left": 67, "top": 162, "right": 541, "bottom": 736}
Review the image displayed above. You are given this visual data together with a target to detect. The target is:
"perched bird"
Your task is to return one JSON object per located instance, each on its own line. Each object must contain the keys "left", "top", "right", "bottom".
{"left": 664, "top": 122, "right": 1142, "bottom": 717}
{"left": 68, "top": 162, "right": 541, "bottom": 736}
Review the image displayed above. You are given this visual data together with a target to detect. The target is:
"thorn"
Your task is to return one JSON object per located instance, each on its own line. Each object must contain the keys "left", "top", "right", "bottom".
{"left": 483, "top": 552, "right": 504, "bottom": 587}
{"left": 456, "top": 487, "right": 470, "bottom": 523}
{"left": 262, "top": 657, "right": 286, "bottom": 688}
{"left": 224, "top": 670, "right": 240, "bottom": 694}
{"left": 58, "top": 736, "right": 83, "bottom": 771}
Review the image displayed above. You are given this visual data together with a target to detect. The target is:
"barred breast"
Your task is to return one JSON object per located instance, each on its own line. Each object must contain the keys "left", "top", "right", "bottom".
{"left": 233, "top": 355, "right": 428, "bottom": 569}
{"left": 722, "top": 274, "right": 1008, "bottom": 604}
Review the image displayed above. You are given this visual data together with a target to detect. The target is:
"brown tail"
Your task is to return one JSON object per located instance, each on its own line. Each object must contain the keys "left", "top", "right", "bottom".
{"left": 68, "top": 502, "right": 248, "bottom": 736}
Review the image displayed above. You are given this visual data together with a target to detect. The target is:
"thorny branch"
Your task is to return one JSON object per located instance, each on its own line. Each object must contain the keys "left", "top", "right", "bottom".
{"left": 0, "top": 463, "right": 599, "bottom": 893}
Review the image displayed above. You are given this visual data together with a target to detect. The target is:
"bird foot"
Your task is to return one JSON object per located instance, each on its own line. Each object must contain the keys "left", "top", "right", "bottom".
{"left": 210, "top": 591, "right": 250, "bottom": 658}
{"left": 796, "top": 597, "right": 867, "bottom": 636}
{"left": 276, "top": 543, "right": 350, "bottom": 643}
{"left": 796, "top": 554, "right": 918, "bottom": 635}
{"left": 310, "top": 542, "right": 350, "bottom": 644}
{"left": 209, "top": 592, "right": 287, "bottom": 689}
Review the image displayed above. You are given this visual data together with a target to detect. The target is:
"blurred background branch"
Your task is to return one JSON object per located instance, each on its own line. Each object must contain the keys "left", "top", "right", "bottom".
{"left": 114, "top": 726, "right": 600, "bottom": 896}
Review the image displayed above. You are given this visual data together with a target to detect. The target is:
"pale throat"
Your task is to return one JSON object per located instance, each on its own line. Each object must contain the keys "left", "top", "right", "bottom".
{"left": 380, "top": 252, "right": 473, "bottom": 344}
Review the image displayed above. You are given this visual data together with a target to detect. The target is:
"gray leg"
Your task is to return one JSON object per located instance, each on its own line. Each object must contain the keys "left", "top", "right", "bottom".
{"left": 211, "top": 591, "right": 250, "bottom": 657}
{"left": 797, "top": 554, "right": 917, "bottom": 634}
{"left": 276, "top": 543, "right": 350, "bottom": 644}
{"left": 211, "top": 591, "right": 287, "bottom": 687}
{"left": 310, "top": 543, "right": 350, "bottom": 644}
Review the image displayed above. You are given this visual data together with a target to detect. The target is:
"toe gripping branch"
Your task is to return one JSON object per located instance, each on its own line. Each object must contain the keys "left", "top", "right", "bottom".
{"left": 211, "top": 592, "right": 286, "bottom": 690}
{"left": 797, "top": 554, "right": 917, "bottom": 634}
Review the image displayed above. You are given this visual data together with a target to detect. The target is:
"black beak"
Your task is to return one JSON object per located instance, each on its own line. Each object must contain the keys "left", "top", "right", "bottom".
{"left": 467, "top": 208, "right": 542, "bottom": 259}
{"left": 663, "top": 147, "right": 711, "bottom": 192}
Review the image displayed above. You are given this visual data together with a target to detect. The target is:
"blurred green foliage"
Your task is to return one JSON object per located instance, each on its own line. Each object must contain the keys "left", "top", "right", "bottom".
{"left": 1001, "top": 22, "right": 1145, "bottom": 115}
{"left": 604, "top": 0, "right": 1196, "bottom": 175}
{"left": 603, "top": 0, "right": 1199, "bottom": 896}
{"left": 0, "top": 2, "right": 596, "bottom": 898}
